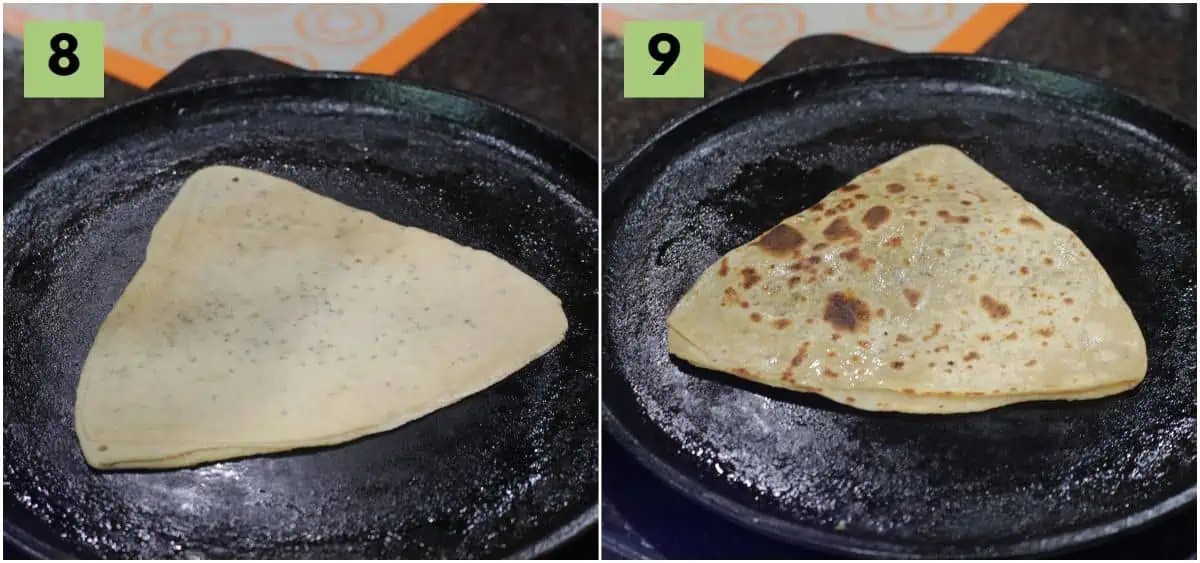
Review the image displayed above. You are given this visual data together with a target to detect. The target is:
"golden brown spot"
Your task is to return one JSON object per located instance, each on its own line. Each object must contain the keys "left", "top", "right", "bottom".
{"left": 980, "top": 334, "right": 992, "bottom": 342}
{"left": 739, "top": 267, "right": 761, "bottom": 289}
{"left": 886, "top": 183, "right": 906, "bottom": 194}
{"left": 754, "top": 224, "right": 807, "bottom": 256}
{"left": 791, "top": 342, "right": 810, "bottom": 367}
{"left": 740, "top": 301, "right": 750, "bottom": 309}
{"left": 858, "top": 258, "right": 877, "bottom": 271}
{"left": 963, "top": 351, "right": 981, "bottom": 362}
{"left": 718, "top": 258, "right": 729, "bottom": 277}
{"left": 923, "top": 323, "right": 943, "bottom": 342}
{"left": 1004, "top": 331, "right": 1019, "bottom": 341}
{"left": 827, "top": 349, "right": 837, "bottom": 355}
{"left": 874, "top": 307, "right": 886, "bottom": 318}
{"left": 936, "top": 210, "right": 970, "bottom": 224}
{"left": 995, "top": 246, "right": 1005, "bottom": 253}
{"left": 1035, "top": 327, "right": 1054, "bottom": 338}
{"left": 934, "top": 344, "right": 950, "bottom": 353}
{"left": 1043, "top": 257, "right": 1054, "bottom": 266}
{"left": 965, "top": 392, "right": 985, "bottom": 397}
{"left": 936, "top": 248, "right": 947, "bottom": 257}
{"left": 721, "top": 287, "right": 739, "bottom": 306}
{"left": 961, "top": 200, "right": 973, "bottom": 206}
{"left": 1019, "top": 216, "right": 1043, "bottom": 229}
{"left": 918, "top": 220, "right": 929, "bottom": 227}
{"left": 1000, "top": 226, "right": 1012, "bottom": 234}
{"left": 845, "top": 396, "right": 856, "bottom": 403}
{"left": 781, "top": 370, "right": 794, "bottom": 382}
{"left": 773, "top": 318, "right": 792, "bottom": 330}
{"left": 797, "top": 384, "right": 822, "bottom": 393}
{"left": 869, "top": 168, "right": 883, "bottom": 175}
{"left": 733, "top": 368, "right": 752, "bottom": 378}
{"left": 857, "top": 339, "right": 871, "bottom": 350}
{"left": 1072, "top": 316, "right": 1080, "bottom": 323}
{"left": 885, "top": 236, "right": 903, "bottom": 247}
{"left": 1025, "top": 359, "right": 1037, "bottom": 367}
{"left": 812, "top": 242, "right": 828, "bottom": 252}
{"left": 788, "top": 276, "right": 802, "bottom": 289}
{"left": 896, "top": 334, "right": 913, "bottom": 343}
{"left": 823, "top": 291, "right": 871, "bottom": 332}
{"left": 750, "top": 312, "right": 762, "bottom": 322}
{"left": 840, "top": 183, "right": 861, "bottom": 192}
{"left": 1019, "top": 266, "right": 1030, "bottom": 275}
{"left": 824, "top": 208, "right": 837, "bottom": 216}
{"left": 854, "top": 193, "right": 869, "bottom": 200}
{"left": 1063, "top": 297, "right": 1073, "bottom": 305}
{"left": 901, "top": 388, "right": 916, "bottom": 395}
{"left": 822, "top": 217, "right": 861, "bottom": 242}
{"left": 811, "top": 202, "right": 826, "bottom": 212}
{"left": 839, "top": 247, "right": 861, "bottom": 262}
{"left": 980, "top": 295, "right": 1011, "bottom": 319}
{"left": 968, "top": 274, "right": 978, "bottom": 282}
{"left": 903, "top": 288, "right": 922, "bottom": 308}
{"left": 891, "top": 361, "right": 905, "bottom": 370}
{"left": 862, "top": 205, "right": 892, "bottom": 230}
{"left": 822, "top": 368, "right": 840, "bottom": 379}
{"left": 1038, "top": 309, "right": 1054, "bottom": 316}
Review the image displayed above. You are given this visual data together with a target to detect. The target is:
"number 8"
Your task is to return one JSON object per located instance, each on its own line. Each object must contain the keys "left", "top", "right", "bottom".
{"left": 49, "top": 32, "right": 81, "bottom": 77}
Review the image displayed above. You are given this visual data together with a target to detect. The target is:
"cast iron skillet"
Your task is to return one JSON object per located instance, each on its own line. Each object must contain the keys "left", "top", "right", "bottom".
{"left": 603, "top": 55, "right": 1196, "bottom": 558}
{"left": 4, "top": 73, "right": 597, "bottom": 559}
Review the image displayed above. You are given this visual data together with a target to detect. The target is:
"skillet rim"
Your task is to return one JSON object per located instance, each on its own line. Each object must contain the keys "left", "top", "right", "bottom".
{"left": 3, "top": 71, "right": 599, "bottom": 560}
{"left": 601, "top": 53, "right": 1198, "bottom": 558}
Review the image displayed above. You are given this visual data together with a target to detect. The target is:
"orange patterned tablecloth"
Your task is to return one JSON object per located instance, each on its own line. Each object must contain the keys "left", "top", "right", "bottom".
{"left": 602, "top": 3, "right": 1026, "bottom": 80}
{"left": 4, "top": 3, "right": 481, "bottom": 88}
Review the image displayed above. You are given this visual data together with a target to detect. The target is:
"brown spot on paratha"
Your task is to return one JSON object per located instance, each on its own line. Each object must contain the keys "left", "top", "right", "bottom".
{"left": 919, "top": 220, "right": 929, "bottom": 227}
{"left": 1019, "top": 216, "right": 1043, "bottom": 229}
{"left": 754, "top": 224, "right": 807, "bottom": 256}
{"left": 896, "top": 334, "right": 913, "bottom": 343}
{"left": 854, "top": 193, "right": 869, "bottom": 200}
{"left": 858, "top": 258, "right": 876, "bottom": 271}
{"left": 1043, "top": 257, "right": 1054, "bottom": 266}
{"left": 1019, "top": 266, "right": 1030, "bottom": 275}
{"left": 903, "top": 288, "right": 921, "bottom": 308}
{"left": 923, "top": 323, "right": 942, "bottom": 342}
{"left": 845, "top": 396, "right": 856, "bottom": 403}
{"left": 1072, "top": 316, "right": 1080, "bottom": 323}
{"left": 1000, "top": 226, "right": 1012, "bottom": 234}
{"left": 823, "top": 291, "right": 871, "bottom": 332}
{"left": 1025, "top": 359, "right": 1037, "bottom": 367}
{"left": 788, "top": 276, "right": 802, "bottom": 288}
{"left": 937, "top": 210, "right": 969, "bottom": 224}
{"left": 781, "top": 370, "right": 794, "bottom": 382}
{"left": 750, "top": 312, "right": 762, "bottom": 322}
{"left": 963, "top": 351, "right": 981, "bottom": 362}
{"left": 1004, "top": 331, "right": 1018, "bottom": 341}
{"left": 1035, "top": 326, "right": 1054, "bottom": 338}
{"left": 961, "top": 200, "right": 973, "bottom": 206}
{"left": 862, "top": 206, "right": 891, "bottom": 230}
{"left": 813, "top": 242, "right": 828, "bottom": 252}
{"left": 822, "top": 368, "right": 839, "bottom": 379}
{"left": 740, "top": 301, "right": 750, "bottom": 309}
{"left": 822, "top": 217, "right": 860, "bottom": 242}
{"left": 980, "top": 295, "right": 1011, "bottom": 319}
{"left": 891, "top": 361, "right": 904, "bottom": 370}
{"left": 791, "top": 342, "right": 810, "bottom": 366}
{"left": 773, "top": 318, "right": 792, "bottom": 329}
{"left": 874, "top": 308, "right": 886, "bottom": 318}
{"left": 840, "top": 183, "right": 861, "bottom": 192}
{"left": 721, "top": 287, "right": 739, "bottom": 306}
{"left": 901, "top": 388, "right": 916, "bottom": 395}
{"left": 718, "top": 258, "right": 729, "bottom": 277}
{"left": 812, "top": 202, "right": 826, "bottom": 211}
{"left": 857, "top": 339, "right": 871, "bottom": 349}
{"left": 934, "top": 344, "right": 950, "bottom": 353}
{"left": 798, "top": 385, "right": 822, "bottom": 392}
{"left": 824, "top": 208, "right": 837, "bottom": 216}
{"left": 886, "top": 183, "right": 906, "bottom": 194}
{"left": 839, "top": 247, "right": 861, "bottom": 261}
{"left": 886, "top": 236, "right": 903, "bottom": 247}
{"left": 733, "top": 368, "right": 752, "bottom": 378}
{"left": 979, "top": 334, "right": 992, "bottom": 342}
{"left": 739, "top": 268, "right": 761, "bottom": 289}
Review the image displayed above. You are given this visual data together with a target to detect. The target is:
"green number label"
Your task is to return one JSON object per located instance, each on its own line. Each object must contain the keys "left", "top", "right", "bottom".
{"left": 24, "top": 20, "right": 105, "bottom": 99}
{"left": 623, "top": 20, "right": 704, "bottom": 99}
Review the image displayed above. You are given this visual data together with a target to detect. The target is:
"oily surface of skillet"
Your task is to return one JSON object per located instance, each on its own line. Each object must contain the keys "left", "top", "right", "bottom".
{"left": 603, "top": 56, "right": 1196, "bottom": 557}
{"left": 4, "top": 74, "right": 597, "bottom": 559}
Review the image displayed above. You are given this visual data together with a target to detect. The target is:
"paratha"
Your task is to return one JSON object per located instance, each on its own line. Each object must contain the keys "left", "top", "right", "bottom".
{"left": 75, "top": 166, "right": 568, "bottom": 469}
{"left": 667, "top": 145, "right": 1146, "bottom": 414}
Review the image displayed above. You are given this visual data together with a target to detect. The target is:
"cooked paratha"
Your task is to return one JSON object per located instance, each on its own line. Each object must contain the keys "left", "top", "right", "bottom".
{"left": 667, "top": 145, "right": 1146, "bottom": 413}
{"left": 76, "top": 166, "right": 568, "bottom": 469}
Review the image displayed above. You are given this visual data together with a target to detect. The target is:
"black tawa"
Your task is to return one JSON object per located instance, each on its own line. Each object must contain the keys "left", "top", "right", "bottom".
{"left": 5, "top": 74, "right": 598, "bottom": 559}
{"left": 603, "top": 56, "right": 1196, "bottom": 558}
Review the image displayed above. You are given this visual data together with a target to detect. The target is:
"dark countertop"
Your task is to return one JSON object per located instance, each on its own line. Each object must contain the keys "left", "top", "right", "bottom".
{"left": 2, "top": 4, "right": 597, "bottom": 560}
{"left": 3, "top": 3, "right": 598, "bottom": 164}
{"left": 601, "top": 3, "right": 1196, "bottom": 163}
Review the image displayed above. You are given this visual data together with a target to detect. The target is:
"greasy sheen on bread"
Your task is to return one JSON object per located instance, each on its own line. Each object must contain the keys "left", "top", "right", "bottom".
{"left": 667, "top": 145, "right": 1146, "bottom": 414}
